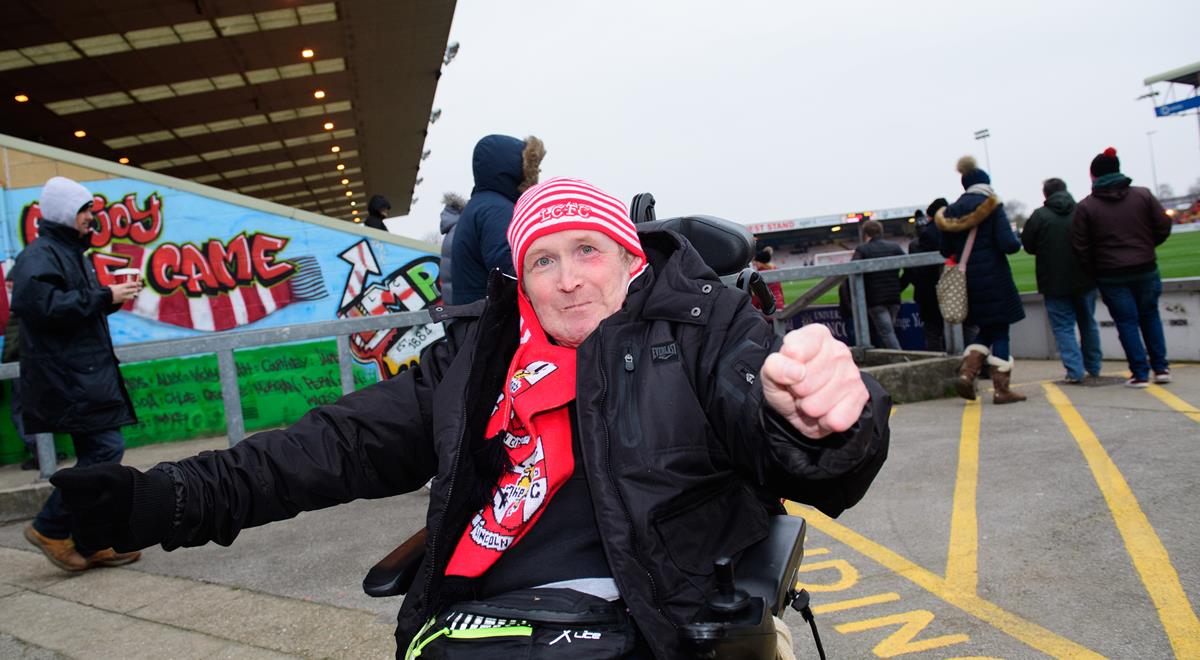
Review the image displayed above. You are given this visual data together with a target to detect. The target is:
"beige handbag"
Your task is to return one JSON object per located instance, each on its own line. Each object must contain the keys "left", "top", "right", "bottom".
{"left": 935, "top": 227, "right": 977, "bottom": 324}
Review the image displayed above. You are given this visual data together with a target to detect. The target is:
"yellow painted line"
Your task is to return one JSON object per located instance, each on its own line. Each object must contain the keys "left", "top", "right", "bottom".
{"left": 1043, "top": 383, "right": 1200, "bottom": 658}
{"left": 947, "top": 399, "right": 981, "bottom": 593}
{"left": 836, "top": 610, "right": 970, "bottom": 657}
{"left": 811, "top": 592, "right": 901, "bottom": 615}
{"left": 787, "top": 502, "right": 1104, "bottom": 659}
{"left": 1145, "top": 384, "right": 1200, "bottom": 424}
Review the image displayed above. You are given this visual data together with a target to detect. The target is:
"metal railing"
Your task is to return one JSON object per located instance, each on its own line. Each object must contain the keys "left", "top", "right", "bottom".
{"left": 1, "top": 308, "right": 434, "bottom": 478}
{"left": 730, "top": 252, "right": 957, "bottom": 349}
{"left": 4, "top": 253, "right": 952, "bottom": 480}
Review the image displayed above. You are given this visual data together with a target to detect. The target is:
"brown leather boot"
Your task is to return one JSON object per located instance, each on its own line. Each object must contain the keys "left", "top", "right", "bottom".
{"left": 989, "top": 356, "right": 1027, "bottom": 404}
{"left": 955, "top": 344, "right": 989, "bottom": 400}
{"left": 24, "top": 524, "right": 87, "bottom": 572}
{"left": 85, "top": 548, "right": 142, "bottom": 568}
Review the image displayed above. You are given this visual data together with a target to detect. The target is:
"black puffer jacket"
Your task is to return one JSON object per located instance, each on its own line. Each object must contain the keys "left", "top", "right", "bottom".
{"left": 9, "top": 222, "right": 136, "bottom": 433}
{"left": 852, "top": 238, "right": 905, "bottom": 306}
{"left": 901, "top": 222, "right": 942, "bottom": 310}
{"left": 134, "top": 230, "right": 891, "bottom": 658}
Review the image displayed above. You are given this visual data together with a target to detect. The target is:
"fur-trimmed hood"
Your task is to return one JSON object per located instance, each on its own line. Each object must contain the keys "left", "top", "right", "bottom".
{"left": 935, "top": 195, "right": 1001, "bottom": 233}
{"left": 470, "top": 134, "right": 545, "bottom": 203}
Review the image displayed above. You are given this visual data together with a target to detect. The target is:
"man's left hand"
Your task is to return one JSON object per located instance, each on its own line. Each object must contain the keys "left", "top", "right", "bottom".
{"left": 761, "top": 324, "right": 869, "bottom": 439}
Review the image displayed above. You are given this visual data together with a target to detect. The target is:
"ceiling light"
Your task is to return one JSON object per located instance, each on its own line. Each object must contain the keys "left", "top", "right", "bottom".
{"left": 353, "top": 217, "right": 362, "bottom": 223}
{"left": 14, "top": 93, "right": 29, "bottom": 103}
{"left": 341, "top": 178, "right": 349, "bottom": 185}
{"left": 350, "top": 201, "right": 356, "bottom": 206}
{"left": 336, "top": 163, "right": 345, "bottom": 171}
{"left": 330, "top": 145, "right": 340, "bottom": 153}
{"left": 118, "top": 157, "right": 130, "bottom": 164}
{"left": 831, "top": 226, "right": 842, "bottom": 232}
{"left": 301, "top": 48, "right": 314, "bottom": 58}
{"left": 313, "top": 89, "right": 325, "bottom": 99}
{"left": 323, "top": 121, "right": 334, "bottom": 130}
{"left": 353, "top": 209, "right": 359, "bottom": 214}
{"left": 344, "top": 190, "right": 353, "bottom": 197}
{"left": 73, "top": 130, "right": 87, "bottom": 138}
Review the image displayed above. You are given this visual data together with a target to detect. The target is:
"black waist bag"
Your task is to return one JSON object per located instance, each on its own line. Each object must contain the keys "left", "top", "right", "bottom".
{"left": 405, "top": 588, "right": 637, "bottom": 659}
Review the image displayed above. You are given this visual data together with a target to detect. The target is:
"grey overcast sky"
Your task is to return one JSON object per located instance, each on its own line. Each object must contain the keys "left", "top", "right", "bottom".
{"left": 385, "top": 0, "right": 1200, "bottom": 242}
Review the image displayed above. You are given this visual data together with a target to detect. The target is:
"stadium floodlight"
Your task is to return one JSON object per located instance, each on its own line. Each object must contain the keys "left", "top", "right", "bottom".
{"left": 973, "top": 128, "right": 992, "bottom": 172}
{"left": 430, "top": 109, "right": 442, "bottom": 124}
{"left": 443, "top": 42, "right": 460, "bottom": 65}
{"left": 421, "top": 149, "right": 432, "bottom": 161}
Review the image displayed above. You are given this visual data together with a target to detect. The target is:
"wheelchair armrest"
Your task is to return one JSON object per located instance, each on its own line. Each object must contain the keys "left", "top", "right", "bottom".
{"left": 362, "top": 528, "right": 428, "bottom": 598}
{"left": 735, "top": 515, "right": 806, "bottom": 616}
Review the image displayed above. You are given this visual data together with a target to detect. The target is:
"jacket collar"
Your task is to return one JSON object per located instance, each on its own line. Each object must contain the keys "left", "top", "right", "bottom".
{"left": 608, "top": 229, "right": 719, "bottom": 327}
{"left": 39, "top": 222, "right": 91, "bottom": 251}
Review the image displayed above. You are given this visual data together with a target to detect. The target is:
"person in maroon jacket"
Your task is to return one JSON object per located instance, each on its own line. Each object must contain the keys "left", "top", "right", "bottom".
{"left": 1071, "top": 147, "right": 1173, "bottom": 388}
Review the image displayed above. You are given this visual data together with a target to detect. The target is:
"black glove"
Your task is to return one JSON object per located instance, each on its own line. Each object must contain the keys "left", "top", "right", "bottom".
{"left": 50, "top": 464, "right": 174, "bottom": 553}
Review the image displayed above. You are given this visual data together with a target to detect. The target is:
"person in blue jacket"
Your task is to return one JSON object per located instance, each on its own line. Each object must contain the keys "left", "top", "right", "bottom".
{"left": 936, "top": 156, "right": 1027, "bottom": 404}
{"left": 449, "top": 134, "right": 545, "bottom": 304}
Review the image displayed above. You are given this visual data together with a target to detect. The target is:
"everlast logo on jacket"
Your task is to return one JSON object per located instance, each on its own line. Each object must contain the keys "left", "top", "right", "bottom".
{"left": 651, "top": 342, "right": 678, "bottom": 363}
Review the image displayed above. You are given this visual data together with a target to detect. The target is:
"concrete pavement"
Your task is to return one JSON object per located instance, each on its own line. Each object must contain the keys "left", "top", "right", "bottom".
{"left": 0, "top": 359, "right": 1196, "bottom": 658}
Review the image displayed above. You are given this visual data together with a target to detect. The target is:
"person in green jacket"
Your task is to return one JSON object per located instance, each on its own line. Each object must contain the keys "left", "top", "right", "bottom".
{"left": 1021, "top": 178, "right": 1101, "bottom": 383}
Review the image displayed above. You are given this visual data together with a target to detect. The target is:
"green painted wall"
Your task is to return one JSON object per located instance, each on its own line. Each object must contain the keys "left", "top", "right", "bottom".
{"left": 0, "top": 339, "right": 375, "bottom": 464}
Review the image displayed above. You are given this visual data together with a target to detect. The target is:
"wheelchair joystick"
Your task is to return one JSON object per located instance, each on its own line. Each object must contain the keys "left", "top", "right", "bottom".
{"left": 709, "top": 557, "right": 751, "bottom": 616}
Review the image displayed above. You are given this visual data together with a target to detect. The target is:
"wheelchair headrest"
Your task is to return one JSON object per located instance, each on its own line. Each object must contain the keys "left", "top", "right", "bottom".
{"left": 636, "top": 215, "right": 754, "bottom": 277}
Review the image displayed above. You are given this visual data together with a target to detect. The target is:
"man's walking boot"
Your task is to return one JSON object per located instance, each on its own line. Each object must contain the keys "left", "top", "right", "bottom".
{"left": 955, "top": 344, "right": 989, "bottom": 400}
{"left": 989, "top": 356, "right": 1027, "bottom": 404}
{"left": 23, "top": 524, "right": 87, "bottom": 572}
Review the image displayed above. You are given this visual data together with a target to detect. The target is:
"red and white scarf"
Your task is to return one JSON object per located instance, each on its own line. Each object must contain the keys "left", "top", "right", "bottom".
{"left": 444, "top": 290, "right": 578, "bottom": 577}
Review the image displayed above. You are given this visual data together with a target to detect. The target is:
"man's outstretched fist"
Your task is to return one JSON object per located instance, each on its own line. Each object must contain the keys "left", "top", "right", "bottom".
{"left": 761, "top": 323, "right": 870, "bottom": 439}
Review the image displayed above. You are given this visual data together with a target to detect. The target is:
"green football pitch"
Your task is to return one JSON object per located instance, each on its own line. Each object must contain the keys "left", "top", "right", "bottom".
{"left": 779, "top": 228, "right": 1200, "bottom": 306}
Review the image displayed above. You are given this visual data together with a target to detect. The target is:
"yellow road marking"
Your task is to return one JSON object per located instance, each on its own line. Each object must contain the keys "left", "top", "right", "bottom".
{"left": 787, "top": 502, "right": 1104, "bottom": 659}
{"left": 947, "top": 399, "right": 981, "bottom": 593}
{"left": 1145, "top": 384, "right": 1200, "bottom": 424}
{"left": 806, "top": 547, "right": 831, "bottom": 557}
{"left": 796, "top": 559, "right": 859, "bottom": 592}
{"left": 811, "top": 592, "right": 901, "bottom": 615}
{"left": 1043, "top": 383, "right": 1200, "bottom": 658}
{"left": 836, "top": 610, "right": 970, "bottom": 657}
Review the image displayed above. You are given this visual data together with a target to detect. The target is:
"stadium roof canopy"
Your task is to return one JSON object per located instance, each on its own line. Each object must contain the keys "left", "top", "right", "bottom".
{"left": 1144, "top": 61, "right": 1200, "bottom": 87}
{"left": 0, "top": 0, "right": 455, "bottom": 222}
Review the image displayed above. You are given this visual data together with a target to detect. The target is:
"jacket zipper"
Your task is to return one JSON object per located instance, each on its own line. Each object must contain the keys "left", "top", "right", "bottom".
{"left": 420, "top": 331, "right": 477, "bottom": 610}
{"left": 595, "top": 332, "right": 669, "bottom": 624}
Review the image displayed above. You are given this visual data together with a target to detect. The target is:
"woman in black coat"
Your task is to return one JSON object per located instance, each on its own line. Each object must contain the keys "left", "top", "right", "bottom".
{"left": 937, "top": 157, "right": 1026, "bottom": 404}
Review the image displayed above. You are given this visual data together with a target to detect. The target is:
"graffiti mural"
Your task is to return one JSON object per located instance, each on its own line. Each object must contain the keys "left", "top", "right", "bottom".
{"left": 0, "top": 168, "right": 444, "bottom": 463}
{"left": 337, "top": 239, "right": 444, "bottom": 378}
{"left": 2, "top": 177, "right": 443, "bottom": 374}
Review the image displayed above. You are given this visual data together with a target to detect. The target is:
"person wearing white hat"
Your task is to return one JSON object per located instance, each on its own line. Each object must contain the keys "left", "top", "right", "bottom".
{"left": 10, "top": 176, "right": 143, "bottom": 572}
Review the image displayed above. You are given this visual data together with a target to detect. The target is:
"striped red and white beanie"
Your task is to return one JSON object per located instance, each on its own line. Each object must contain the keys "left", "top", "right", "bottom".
{"left": 507, "top": 177, "right": 645, "bottom": 276}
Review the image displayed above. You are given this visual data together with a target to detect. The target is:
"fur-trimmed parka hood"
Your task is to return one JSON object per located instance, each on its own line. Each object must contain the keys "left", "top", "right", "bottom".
{"left": 935, "top": 195, "right": 1001, "bottom": 233}
{"left": 470, "top": 134, "right": 545, "bottom": 203}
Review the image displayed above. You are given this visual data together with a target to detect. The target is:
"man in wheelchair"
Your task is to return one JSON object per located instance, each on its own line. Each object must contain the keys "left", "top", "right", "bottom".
{"left": 51, "top": 178, "right": 890, "bottom": 659}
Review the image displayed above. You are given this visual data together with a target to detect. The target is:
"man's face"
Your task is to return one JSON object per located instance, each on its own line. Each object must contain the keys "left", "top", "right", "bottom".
{"left": 522, "top": 229, "right": 634, "bottom": 348}
{"left": 74, "top": 208, "right": 94, "bottom": 238}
